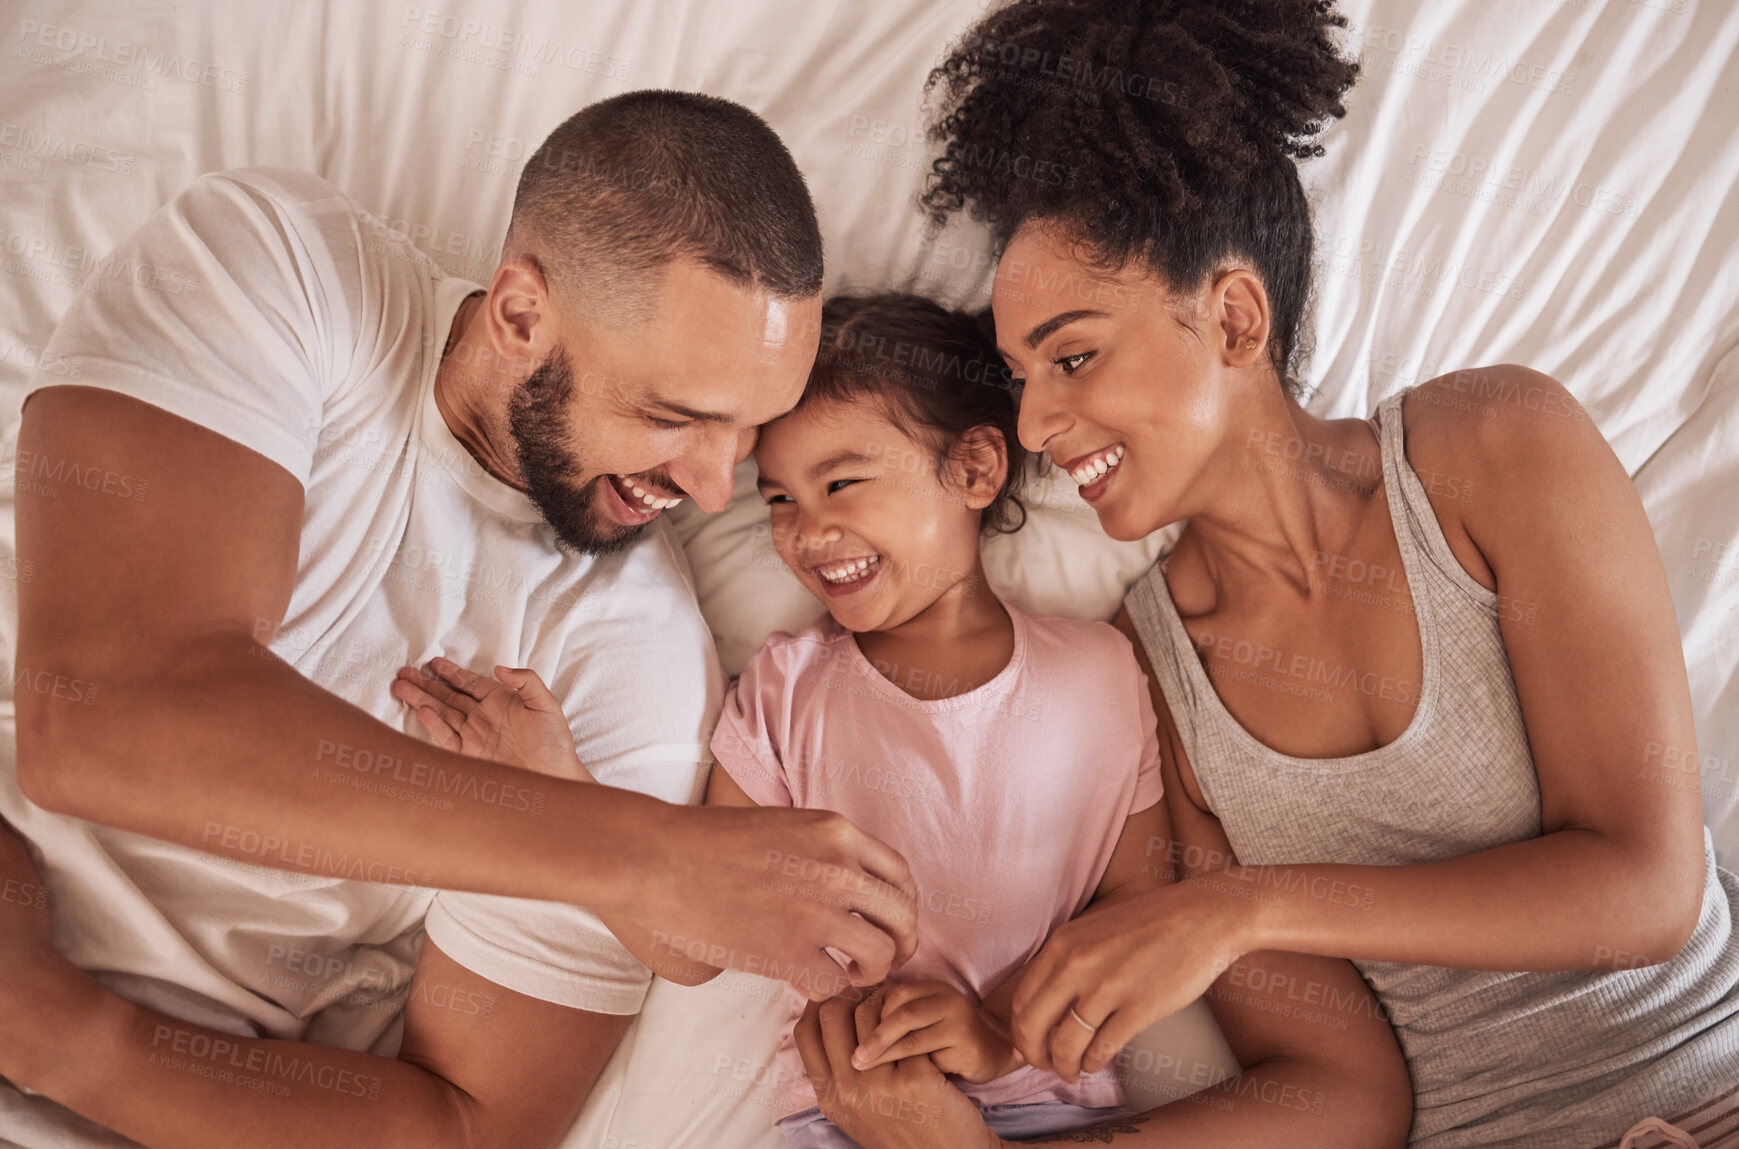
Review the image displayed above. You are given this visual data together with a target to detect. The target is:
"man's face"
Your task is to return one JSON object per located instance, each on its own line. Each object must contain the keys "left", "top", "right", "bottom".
{"left": 511, "top": 259, "right": 821, "bottom": 556}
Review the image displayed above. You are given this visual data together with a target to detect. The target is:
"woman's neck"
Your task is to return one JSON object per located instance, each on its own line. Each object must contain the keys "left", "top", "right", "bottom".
{"left": 1180, "top": 391, "right": 1384, "bottom": 598}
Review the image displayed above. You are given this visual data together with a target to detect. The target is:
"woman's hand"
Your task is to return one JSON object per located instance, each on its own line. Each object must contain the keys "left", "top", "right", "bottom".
{"left": 390, "top": 657, "right": 593, "bottom": 781}
{"left": 1012, "top": 879, "right": 1251, "bottom": 1083}
{"left": 795, "top": 991, "right": 1001, "bottom": 1149}
{"left": 849, "top": 979, "right": 1024, "bottom": 1084}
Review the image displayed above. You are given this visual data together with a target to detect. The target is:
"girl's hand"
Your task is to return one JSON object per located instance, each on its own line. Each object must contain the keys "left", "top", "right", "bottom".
{"left": 850, "top": 980, "right": 1024, "bottom": 1084}
{"left": 390, "top": 657, "right": 592, "bottom": 781}
{"left": 795, "top": 993, "right": 1001, "bottom": 1149}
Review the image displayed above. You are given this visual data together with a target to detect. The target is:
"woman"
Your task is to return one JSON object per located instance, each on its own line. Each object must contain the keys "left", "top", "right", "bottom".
{"left": 799, "top": 1, "right": 1739, "bottom": 1147}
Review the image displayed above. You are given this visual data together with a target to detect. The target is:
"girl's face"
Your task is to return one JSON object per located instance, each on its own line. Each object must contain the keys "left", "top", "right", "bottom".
{"left": 992, "top": 222, "right": 1271, "bottom": 541}
{"left": 753, "top": 395, "right": 1002, "bottom": 634}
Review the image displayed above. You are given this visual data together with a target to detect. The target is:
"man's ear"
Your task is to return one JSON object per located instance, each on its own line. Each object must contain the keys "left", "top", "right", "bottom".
{"left": 946, "top": 425, "right": 1010, "bottom": 511}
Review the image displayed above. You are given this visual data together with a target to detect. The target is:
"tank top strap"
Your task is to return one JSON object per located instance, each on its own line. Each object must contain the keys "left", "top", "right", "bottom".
{"left": 1373, "top": 390, "right": 1500, "bottom": 611}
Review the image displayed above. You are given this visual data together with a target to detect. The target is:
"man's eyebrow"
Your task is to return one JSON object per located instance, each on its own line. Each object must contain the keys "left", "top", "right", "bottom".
{"left": 1025, "top": 308, "right": 1109, "bottom": 350}
{"left": 647, "top": 396, "right": 737, "bottom": 425}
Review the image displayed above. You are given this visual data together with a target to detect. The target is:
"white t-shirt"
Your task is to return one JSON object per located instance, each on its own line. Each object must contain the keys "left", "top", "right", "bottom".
{"left": 0, "top": 167, "right": 720, "bottom": 1059}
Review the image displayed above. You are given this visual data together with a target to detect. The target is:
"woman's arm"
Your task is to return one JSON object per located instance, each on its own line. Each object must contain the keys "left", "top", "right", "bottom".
{"left": 975, "top": 798, "right": 1169, "bottom": 1030}
{"left": 1014, "top": 367, "right": 1709, "bottom": 1080}
{"left": 1234, "top": 369, "right": 1704, "bottom": 966}
{"left": 799, "top": 789, "right": 1413, "bottom": 1149}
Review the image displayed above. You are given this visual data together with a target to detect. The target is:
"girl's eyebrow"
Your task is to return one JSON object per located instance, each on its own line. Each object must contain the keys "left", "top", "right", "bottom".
{"left": 804, "top": 449, "right": 878, "bottom": 480}
{"left": 753, "top": 448, "right": 879, "bottom": 495}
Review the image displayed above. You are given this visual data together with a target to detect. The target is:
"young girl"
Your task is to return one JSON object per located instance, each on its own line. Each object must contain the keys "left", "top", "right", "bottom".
{"left": 698, "top": 292, "right": 1169, "bottom": 1144}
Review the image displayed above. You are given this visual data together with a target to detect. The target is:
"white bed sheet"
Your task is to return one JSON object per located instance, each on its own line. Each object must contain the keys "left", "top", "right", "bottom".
{"left": 1, "top": 1, "right": 1735, "bottom": 1146}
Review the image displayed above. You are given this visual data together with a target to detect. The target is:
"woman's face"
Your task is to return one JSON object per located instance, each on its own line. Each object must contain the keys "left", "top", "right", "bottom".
{"left": 992, "top": 222, "right": 1260, "bottom": 541}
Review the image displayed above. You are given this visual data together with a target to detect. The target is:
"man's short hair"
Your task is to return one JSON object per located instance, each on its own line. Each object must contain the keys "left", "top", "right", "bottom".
{"left": 503, "top": 90, "right": 824, "bottom": 326}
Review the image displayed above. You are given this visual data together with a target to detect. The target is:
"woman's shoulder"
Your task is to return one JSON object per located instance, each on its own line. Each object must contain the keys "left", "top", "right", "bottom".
{"left": 1398, "top": 366, "right": 1605, "bottom": 585}
{"left": 1400, "top": 365, "right": 1594, "bottom": 474}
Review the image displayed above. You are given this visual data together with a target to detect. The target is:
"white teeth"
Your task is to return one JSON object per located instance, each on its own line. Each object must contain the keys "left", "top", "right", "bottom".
{"left": 817, "top": 556, "right": 879, "bottom": 583}
{"left": 1068, "top": 444, "right": 1125, "bottom": 487}
{"left": 614, "top": 476, "right": 684, "bottom": 512}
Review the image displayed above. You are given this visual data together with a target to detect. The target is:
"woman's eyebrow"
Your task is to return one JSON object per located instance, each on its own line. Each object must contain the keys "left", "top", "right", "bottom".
{"left": 1024, "top": 308, "right": 1108, "bottom": 349}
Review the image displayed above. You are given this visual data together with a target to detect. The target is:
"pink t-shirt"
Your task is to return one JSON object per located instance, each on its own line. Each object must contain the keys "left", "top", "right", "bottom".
{"left": 710, "top": 601, "right": 1164, "bottom": 1116}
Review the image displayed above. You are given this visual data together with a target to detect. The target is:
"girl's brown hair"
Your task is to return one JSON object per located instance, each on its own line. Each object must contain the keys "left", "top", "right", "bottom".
{"left": 799, "top": 293, "right": 1028, "bottom": 535}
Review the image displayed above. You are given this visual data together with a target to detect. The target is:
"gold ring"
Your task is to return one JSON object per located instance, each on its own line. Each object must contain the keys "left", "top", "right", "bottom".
{"left": 1068, "top": 1006, "right": 1098, "bottom": 1032}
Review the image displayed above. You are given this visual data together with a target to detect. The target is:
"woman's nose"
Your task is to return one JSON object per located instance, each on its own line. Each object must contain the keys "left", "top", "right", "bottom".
{"left": 1016, "top": 375, "right": 1068, "bottom": 455}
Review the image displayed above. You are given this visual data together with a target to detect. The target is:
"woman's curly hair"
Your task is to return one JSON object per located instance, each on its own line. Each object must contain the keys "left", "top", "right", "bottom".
{"left": 923, "top": 0, "right": 1360, "bottom": 393}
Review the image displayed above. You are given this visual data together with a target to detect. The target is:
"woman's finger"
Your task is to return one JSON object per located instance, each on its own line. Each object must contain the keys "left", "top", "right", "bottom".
{"left": 1010, "top": 948, "right": 1069, "bottom": 1071}
{"left": 850, "top": 984, "right": 887, "bottom": 1047}
{"left": 1045, "top": 997, "right": 1105, "bottom": 1084}
{"left": 820, "top": 909, "right": 898, "bottom": 995}
{"left": 815, "top": 995, "right": 862, "bottom": 1076}
{"left": 1079, "top": 1007, "right": 1140, "bottom": 1077}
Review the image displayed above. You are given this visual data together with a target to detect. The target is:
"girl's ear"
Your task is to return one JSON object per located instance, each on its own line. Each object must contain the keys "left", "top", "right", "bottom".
{"left": 945, "top": 425, "right": 1009, "bottom": 511}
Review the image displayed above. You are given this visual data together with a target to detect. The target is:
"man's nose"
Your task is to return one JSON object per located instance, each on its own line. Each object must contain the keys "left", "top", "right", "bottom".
{"left": 668, "top": 425, "right": 741, "bottom": 514}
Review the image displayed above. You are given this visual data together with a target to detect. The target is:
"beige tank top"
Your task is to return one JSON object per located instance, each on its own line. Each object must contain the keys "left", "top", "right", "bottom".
{"left": 1122, "top": 388, "right": 1739, "bottom": 1147}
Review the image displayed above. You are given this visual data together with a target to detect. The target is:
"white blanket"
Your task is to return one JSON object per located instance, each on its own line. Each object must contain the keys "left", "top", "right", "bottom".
{"left": 1, "top": 1, "right": 1735, "bottom": 1145}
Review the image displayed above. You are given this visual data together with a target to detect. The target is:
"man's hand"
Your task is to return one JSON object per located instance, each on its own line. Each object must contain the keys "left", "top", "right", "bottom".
{"left": 634, "top": 804, "right": 920, "bottom": 998}
{"left": 795, "top": 994, "right": 999, "bottom": 1149}
{"left": 392, "top": 657, "right": 591, "bottom": 781}
{"left": 849, "top": 980, "right": 1024, "bottom": 1084}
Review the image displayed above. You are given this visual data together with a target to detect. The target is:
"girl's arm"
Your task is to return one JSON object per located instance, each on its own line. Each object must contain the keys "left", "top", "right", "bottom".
{"left": 0, "top": 824, "right": 627, "bottom": 1149}
{"left": 1014, "top": 369, "right": 1709, "bottom": 1081}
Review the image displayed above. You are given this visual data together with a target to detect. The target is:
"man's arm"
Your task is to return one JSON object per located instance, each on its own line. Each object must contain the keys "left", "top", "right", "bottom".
{"left": 6, "top": 937, "right": 628, "bottom": 1149}
{"left": 13, "top": 385, "right": 915, "bottom": 994}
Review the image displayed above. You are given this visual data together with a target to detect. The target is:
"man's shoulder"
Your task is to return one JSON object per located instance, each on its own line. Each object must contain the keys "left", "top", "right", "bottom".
{"left": 172, "top": 166, "right": 357, "bottom": 230}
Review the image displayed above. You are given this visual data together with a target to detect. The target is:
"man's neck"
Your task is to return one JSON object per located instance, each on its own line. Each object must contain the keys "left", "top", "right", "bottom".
{"left": 433, "top": 292, "right": 525, "bottom": 490}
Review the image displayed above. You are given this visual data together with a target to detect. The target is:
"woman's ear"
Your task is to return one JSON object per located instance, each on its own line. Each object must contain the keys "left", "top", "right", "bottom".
{"left": 1212, "top": 267, "right": 1271, "bottom": 367}
{"left": 945, "top": 426, "right": 1010, "bottom": 511}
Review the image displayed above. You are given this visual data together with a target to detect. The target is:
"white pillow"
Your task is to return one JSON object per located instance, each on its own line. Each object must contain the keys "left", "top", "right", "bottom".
{"left": 668, "top": 454, "right": 1178, "bottom": 679}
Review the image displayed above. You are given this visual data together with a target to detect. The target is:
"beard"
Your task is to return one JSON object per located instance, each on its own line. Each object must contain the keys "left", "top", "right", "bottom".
{"left": 507, "top": 346, "right": 643, "bottom": 557}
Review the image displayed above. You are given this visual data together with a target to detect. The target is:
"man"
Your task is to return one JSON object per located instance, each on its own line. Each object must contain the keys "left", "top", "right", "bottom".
{"left": 0, "top": 90, "right": 914, "bottom": 1146}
